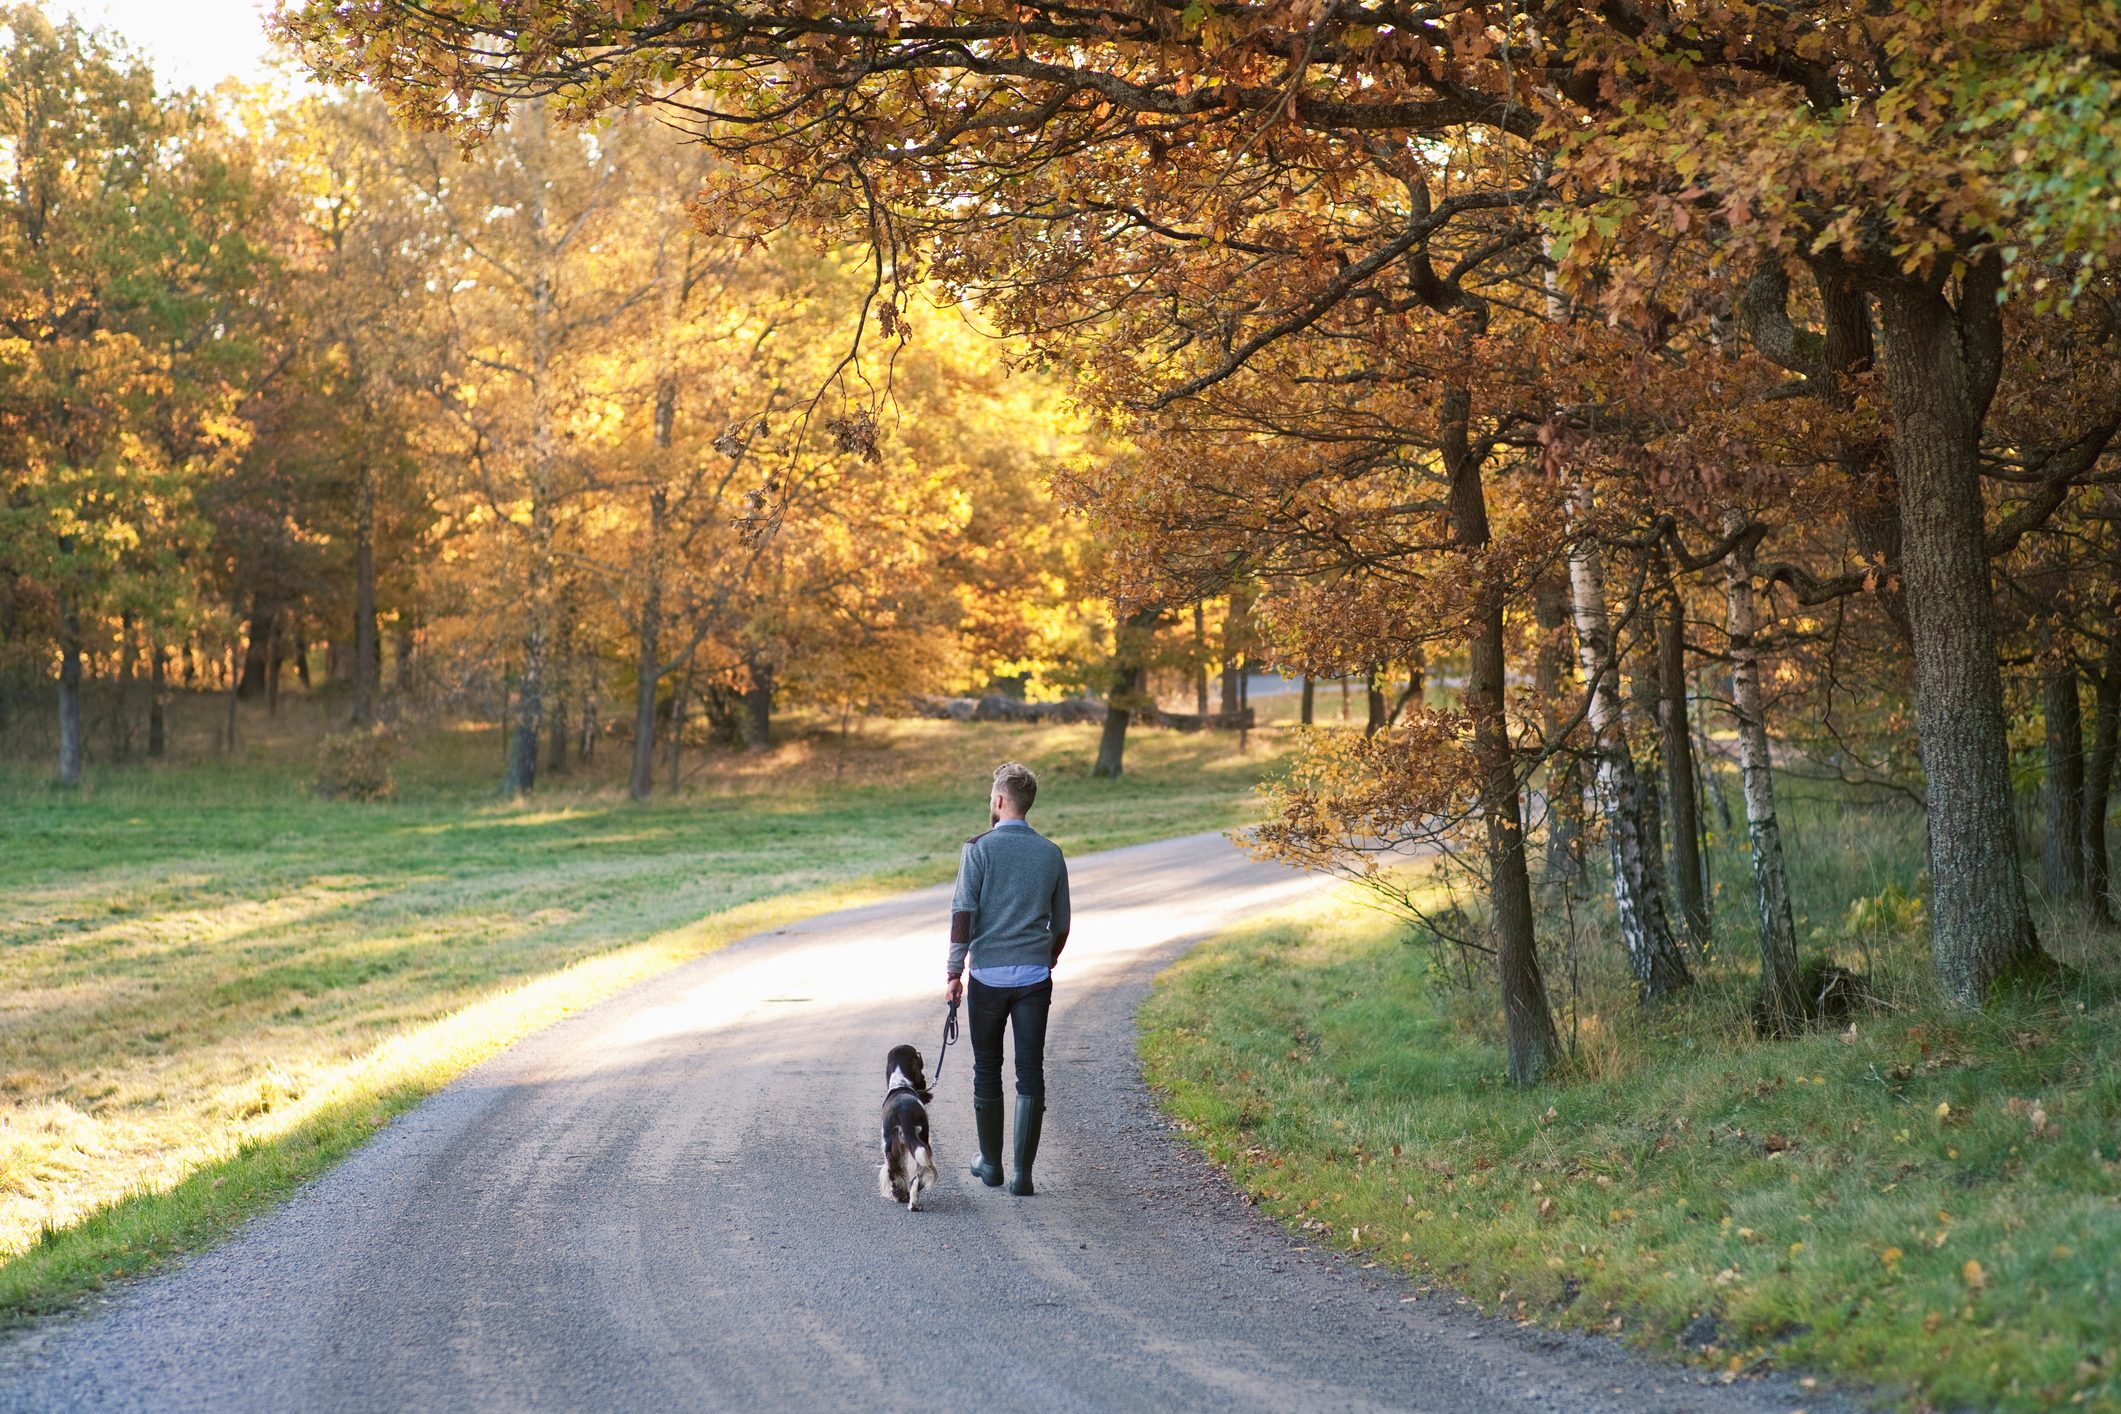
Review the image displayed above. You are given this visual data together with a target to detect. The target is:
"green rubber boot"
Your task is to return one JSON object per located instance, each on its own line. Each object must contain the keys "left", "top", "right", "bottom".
{"left": 970, "top": 1100, "right": 1005, "bottom": 1187}
{"left": 1008, "top": 1096, "right": 1045, "bottom": 1196}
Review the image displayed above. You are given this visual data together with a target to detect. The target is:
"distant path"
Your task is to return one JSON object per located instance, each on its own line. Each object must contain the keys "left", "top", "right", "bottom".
{"left": 0, "top": 832, "right": 1847, "bottom": 1412}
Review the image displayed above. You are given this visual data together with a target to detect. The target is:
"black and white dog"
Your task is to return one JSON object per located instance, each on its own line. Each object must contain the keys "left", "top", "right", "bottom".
{"left": 879, "top": 1044, "right": 940, "bottom": 1211}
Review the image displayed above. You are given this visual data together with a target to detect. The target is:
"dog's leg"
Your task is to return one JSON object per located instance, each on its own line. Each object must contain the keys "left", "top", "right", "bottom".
{"left": 899, "top": 1149, "right": 922, "bottom": 1211}
{"left": 878, "top": 1162, "right": 897, "bottom": 1201}
{"left": 912, "top": 1144, "right": 938, "bottom": 1212}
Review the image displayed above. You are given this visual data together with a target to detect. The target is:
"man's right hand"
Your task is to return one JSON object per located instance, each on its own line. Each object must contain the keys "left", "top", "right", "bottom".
{"left": 945, "top": 975, "right": 963, "bottom": 1005}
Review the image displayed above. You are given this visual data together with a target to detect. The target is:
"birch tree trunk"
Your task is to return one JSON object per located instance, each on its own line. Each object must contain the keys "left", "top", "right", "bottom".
{"left": 1567, "top": 484, "right": 1690, "bottom": 1000}
{"left": 1534, "top": 576, "right": 1584, "bottom": 889}
{"left": 1724, "top": 511, "right": 1805, "bottom": 1036}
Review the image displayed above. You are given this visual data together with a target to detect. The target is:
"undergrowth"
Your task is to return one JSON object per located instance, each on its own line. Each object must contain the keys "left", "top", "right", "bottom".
{"left": 1140, "top": 787, "right": 2121, "bottom": 1412}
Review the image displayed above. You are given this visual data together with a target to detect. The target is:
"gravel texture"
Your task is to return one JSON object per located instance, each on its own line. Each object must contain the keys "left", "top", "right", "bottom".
{"left": 0, "top": 832, "right": 1855, "bottom": 1413}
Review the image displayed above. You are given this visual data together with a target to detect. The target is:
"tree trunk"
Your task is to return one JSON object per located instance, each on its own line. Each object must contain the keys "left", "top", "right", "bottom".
{"left": 393, "top": 616, "right": 416, "bottom": 702}
{"left": 578, "top": 651, "right": 599, "bottom": 763}
{"left": 1299, "top": 676, "right": 1314, "bottom": 726}
{"left": 1534, "top": 576, "right": 1585, "bottom": 889}
{"left": 1389, "top": 652, "right": 1426, "bottom": 725}
{"left": 1194, "top": 602, "right": 1209, "bottom": 715}
{"left": 2041, "top": 661, "right": 2086, "bottom": 905}
{"left": 1566, "top": 484, "right": 1690, "bottom": 1000}
{"left": 1218, "top": 589, "right": 1246, "bottom": 714}
{"left": 2081, "top": 634, "right": 2121, "bottom": 922}
{"left": 290, "top": 619, "right": 310, "bottom": 689}
{"left": 504, "top": 484, "right": 554, "bottom": 794}
{"left": 547, "top": 579, "right": 577, "bottom": 775}
{"left": 743, "top": 656, "right": 773, "bottom": 752}
{"left": 1094, "top": 606, "right": 1159, "bottom": 779}
{"left": 1872, "top": 268, "right": 2048, "bottom": 1002}
{"left": 508, "top": 160, "right": 561, "bottom": 796}
{"left": 1655, "top": 562, "right": 1713, "bottom": 947}
{"left": 352, "top": 459, "right": 379, "bottom": 727}
{"left": 1092, "top": 660, "right": 1142, "bottom": 779}
{"left": 1724, "top": 513, "right": 1805, "bottom": 1036}
{"left": 504, "top": 601, "right": 545, "bottom": 796}
{"left": 1364, "top": 668, "right": 1387, "bottom": 737}
{"left": 1815, "top": 266, "right": 1915, "bottom": 644}
{"left": 264, "top": 609, "right": 284, "bottom": 718}
{"left": 1627, "top": 634, "right": 1669, "bottom": 918}
{"left": 1443, "top": 387, "right": 1561, "bottom": 1084}
{"left": 628, "top": 491, "right": 668, "bottom": 801}
{"left": 112, "top": 614, "right": 136, "bottom": 763}
{"left": 223, "top": 641, "right": 239, "bottom": 754}
{"left": 669, "top": 665, "right": 691, "bottom": 791}
{"left": 547, "top": 658, "right": 571, "bottom": 775}
{"left": 57, "top": 596, "right": 83, "bottom": 786}
{"left": 239, "top": 598, "right": 273, "bottom": 697}
{"left": 623, "top": 360, "right": 674, "bottom": 801}
{"left": 148, "top": 642, "right": 167, "bottom": 759}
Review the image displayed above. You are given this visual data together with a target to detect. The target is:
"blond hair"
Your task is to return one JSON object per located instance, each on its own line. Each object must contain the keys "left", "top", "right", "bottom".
{"left": 992, "top": 760, "right": 1038, "bottom": 813}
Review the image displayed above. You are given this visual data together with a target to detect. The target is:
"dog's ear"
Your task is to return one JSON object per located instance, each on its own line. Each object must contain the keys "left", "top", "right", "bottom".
{"left": 916, "top": 1087, "right": 934, "bottom": 1104}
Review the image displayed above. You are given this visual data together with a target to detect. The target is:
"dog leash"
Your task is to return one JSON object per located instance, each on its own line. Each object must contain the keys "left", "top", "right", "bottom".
{"left": 934, "top": 998, "right": 960, "bottom": 1080}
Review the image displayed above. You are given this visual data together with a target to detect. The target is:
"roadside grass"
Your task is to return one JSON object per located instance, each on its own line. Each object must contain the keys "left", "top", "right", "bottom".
{"left": 0, "top": 698, "right": 1287, "bottom": 1322}
{"left": 1140, "top": 784, "right": 2121, "bottom": 1413}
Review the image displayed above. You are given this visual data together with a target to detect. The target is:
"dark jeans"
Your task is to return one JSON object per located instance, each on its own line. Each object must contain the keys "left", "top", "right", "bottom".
{"left": 968, "top": 975, "right": 1052, "bottom": 1104}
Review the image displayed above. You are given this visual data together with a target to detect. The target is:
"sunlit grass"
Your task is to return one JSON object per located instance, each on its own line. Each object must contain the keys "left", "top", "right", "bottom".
{"left": 1140, "top": 785, "right": 2121, "bottom": 1413}
{"left": 0, "top": 694, "right": 1290, "bottom": 1319}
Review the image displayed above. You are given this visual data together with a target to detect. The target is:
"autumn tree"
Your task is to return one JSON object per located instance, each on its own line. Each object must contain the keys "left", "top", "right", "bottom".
{"left": 0, "top": 9, "right": 273, "bottom": 782}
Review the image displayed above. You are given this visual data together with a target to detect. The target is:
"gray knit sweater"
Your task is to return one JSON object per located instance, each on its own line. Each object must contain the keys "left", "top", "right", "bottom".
{"left": 946, "top": 821, "right": 1071, "bottom": 978}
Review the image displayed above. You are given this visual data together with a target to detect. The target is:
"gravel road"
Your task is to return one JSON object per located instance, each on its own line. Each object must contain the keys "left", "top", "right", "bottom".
{"left": 0, "top": 831, "right": 1849, "bottom": 1413}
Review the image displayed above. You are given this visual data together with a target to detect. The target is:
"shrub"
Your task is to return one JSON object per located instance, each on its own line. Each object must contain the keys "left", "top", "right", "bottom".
{"left": 313, "top": 727, "right": 397, "bottom": 801}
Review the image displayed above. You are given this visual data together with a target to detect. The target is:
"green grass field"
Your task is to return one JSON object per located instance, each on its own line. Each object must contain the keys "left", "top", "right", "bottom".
{"left": 0, "top": 695, "right": 1287, "bottom": 1322}
{"left": 1140, "top": 784, "right": 2121, "bottom": 1413}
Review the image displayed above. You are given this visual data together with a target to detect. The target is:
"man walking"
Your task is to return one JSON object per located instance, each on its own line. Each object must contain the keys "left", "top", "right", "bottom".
{"left": 945, "top": 761, "right": 1070, "bottom": 1196}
